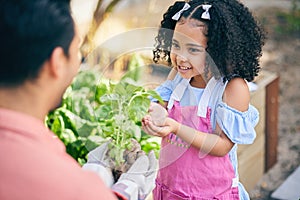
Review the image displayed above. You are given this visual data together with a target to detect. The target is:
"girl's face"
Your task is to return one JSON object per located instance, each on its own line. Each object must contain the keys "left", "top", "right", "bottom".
{"left": 170, "top": 18, "right": 208, "bottom": 80}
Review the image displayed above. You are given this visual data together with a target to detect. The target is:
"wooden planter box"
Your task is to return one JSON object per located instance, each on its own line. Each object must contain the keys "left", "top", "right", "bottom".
{"left": 238, "top": 70, "right": 279, "bottom": 191}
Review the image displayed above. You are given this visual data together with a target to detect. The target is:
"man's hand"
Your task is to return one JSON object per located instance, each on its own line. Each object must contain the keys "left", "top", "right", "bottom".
{"left": 82, "top": 142, "right": 114, "bottom": 187}
{"left": 111, "top": 151, "right": 158, "bottom": 200}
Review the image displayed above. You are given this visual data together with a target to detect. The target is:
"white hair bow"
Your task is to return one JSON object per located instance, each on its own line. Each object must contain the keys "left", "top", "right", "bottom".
{"left": 172, "top": 3, "right": 191, "bottom": 21}
{"left": 201, "top": 5, "right": 212, "bottom": 20}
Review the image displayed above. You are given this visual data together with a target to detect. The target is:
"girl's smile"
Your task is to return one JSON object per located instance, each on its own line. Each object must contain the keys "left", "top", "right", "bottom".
{"left": 177, "top": 63, "right": 193, "bottom": 74}
{"left": 178, "top": 65, "right": 192, "bottom": 70}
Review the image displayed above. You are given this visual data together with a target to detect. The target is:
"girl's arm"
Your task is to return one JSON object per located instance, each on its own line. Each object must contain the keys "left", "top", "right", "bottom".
{"left": 223, "top": 78, "right": 250, "bottom": 112}
{"left": 143, "top": 117, "right": 233, "bottom": 157}
{"left": 143, "top": 78, "right": 250, "bottom": 157}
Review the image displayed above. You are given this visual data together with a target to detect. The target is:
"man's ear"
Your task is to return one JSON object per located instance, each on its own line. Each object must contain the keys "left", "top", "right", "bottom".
{"left": 48, "top": 47, "right": 67, "bottom": 78}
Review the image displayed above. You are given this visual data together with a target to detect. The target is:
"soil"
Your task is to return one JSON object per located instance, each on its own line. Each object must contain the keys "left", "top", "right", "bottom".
{"left": 108, "top": 138, "right": 145, "bottom": 182}
{"left": 248, "top": 6, "right": 300, "bottom": 200}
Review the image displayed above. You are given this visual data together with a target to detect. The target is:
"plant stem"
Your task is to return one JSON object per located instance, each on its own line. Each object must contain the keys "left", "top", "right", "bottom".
{"left": 128, "top": 91, "right": 145, "bottom": 107}
{"left": 120, "top": 98, "right": 126, "bottom": 149}
{"left": 115, "top": 98, "right": 122, "bottom": 147}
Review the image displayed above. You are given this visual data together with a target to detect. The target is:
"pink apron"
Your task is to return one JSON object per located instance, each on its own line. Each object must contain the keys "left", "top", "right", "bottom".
{"left": 153, "top": 78, "right": 239, "bottom": 200}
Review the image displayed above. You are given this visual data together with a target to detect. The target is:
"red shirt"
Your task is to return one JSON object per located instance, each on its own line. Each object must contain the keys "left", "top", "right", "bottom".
{"left": 0, "top": 108, "right": 119, "bottom": 200}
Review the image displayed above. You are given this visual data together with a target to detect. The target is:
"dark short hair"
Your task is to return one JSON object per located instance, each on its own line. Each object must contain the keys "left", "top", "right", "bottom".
{"left": 154, "top": 0, "right": 266, "bottom": 82}
{"left": 0, "top": 0, "right": 74, "bottom": 87}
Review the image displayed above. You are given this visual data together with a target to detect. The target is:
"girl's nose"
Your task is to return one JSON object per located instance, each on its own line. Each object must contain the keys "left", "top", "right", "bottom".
{"left": 176, "top": 53, "right": 188, "bottom": 63}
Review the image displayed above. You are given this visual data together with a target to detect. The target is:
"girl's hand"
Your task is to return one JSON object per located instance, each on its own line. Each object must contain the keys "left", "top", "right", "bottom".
{"left": 142, "top": 102, "right": 179, "bottom": 137}
{"left": 142, "top": 116, "right": 179, "bottom": 137}
{"left": 148, "top": 102, "right": 168, "bottom": 126}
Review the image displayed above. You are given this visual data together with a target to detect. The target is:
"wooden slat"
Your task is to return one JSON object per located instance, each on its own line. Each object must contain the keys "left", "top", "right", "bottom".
{"left": 265, "top": 76, "right": 279, "bottom": 171}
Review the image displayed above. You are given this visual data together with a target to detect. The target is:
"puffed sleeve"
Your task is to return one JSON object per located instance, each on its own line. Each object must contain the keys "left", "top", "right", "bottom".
{"left": 215, "top": 102, "right": 259, "bottom": 144}
{"left": 150, "top": 73, "right": 182, "bottom": 102}
{"left": 153, "top": 80, "right": 173, "bottom": 101}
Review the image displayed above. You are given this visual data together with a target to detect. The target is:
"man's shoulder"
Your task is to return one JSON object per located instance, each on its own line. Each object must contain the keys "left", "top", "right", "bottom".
{"left": 0, "top": 131, "right": 116, "bottom": 200}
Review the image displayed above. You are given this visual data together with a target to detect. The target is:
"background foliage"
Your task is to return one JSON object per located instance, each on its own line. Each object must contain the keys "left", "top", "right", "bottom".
{"left": 46, "top": 55, "right": 162, "bottom": 165}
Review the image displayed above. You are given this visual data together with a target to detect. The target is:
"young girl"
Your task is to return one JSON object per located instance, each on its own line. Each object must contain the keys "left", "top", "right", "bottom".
{"left": 142, "top": 0, "right": 265, "bottom": 199}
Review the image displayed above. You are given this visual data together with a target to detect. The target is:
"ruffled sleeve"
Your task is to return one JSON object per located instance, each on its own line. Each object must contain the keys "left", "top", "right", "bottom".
{"left": 153, "top": 80, "right": 173, "bottom": 101}
{"left": 151, "top": 73, "right": 183, "bottom": 102}
{"left": 215, "top": 102, "right": 259, "bottom": 144}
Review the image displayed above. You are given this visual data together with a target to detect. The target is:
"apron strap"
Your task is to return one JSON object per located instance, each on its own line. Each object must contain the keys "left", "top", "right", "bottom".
{"left": 232, "top": 177, "right": 239, "bottom": 187}
{"left": 167, "top": 78, "right": 190, "bottom": 110}
{"left": 197, "top": 77, "right": 218, "bottom": 117}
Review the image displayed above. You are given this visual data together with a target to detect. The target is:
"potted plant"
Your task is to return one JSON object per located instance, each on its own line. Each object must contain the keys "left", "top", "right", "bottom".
{"left": 46, "top": 63, "right": 162, "bottom": 181}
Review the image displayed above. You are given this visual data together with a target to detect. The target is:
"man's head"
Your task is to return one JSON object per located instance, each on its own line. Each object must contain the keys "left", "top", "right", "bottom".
{"left": 0, "top": 0, "right": 75, "bottom": 87}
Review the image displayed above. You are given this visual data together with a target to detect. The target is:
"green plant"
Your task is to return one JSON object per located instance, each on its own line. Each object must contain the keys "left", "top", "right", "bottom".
{"left": 97, "top": 74, "right": 162, "bottom": 174}
{"left": 275, "top": 0, "right": 300, "bottom": 36}
{"left": 46, "top": 58, "right": 162, "bottom": 179}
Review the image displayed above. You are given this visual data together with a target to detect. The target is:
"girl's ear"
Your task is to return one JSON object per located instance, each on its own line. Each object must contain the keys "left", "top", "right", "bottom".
{"left": 48, "top": 47, "right": 67, "bottom": 78}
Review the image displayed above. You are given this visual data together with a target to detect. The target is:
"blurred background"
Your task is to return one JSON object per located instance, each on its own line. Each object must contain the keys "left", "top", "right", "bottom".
{"left": 68, "top": 0, "right": 299, "bottom": 199}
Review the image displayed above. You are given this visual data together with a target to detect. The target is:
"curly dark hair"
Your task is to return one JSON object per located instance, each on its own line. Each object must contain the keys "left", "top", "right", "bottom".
{"left": 153, "top": 0, "right": 266, "bottom": 82}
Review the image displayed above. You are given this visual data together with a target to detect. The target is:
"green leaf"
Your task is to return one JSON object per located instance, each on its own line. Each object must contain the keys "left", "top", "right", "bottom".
{"left": 77, "top": 122, "right": 98, "bottom": 137}
{"left": 128, "top": 124, "right": 142, "bottom": 141}
{"left": 78, "top": 99, "right": 96, "bottom": 121}
{"left": 77, "top": 158, "right": 87, "bottom": 166}
{"left": 102, "top": 125, "right": 115, "bottom": 138}
{"left": 61, "top": 128, "right": 77, "bottom": 143}
{"left": 49, "top": 115, "right": 64, "bottom": 136}
{"left": 100, "top": 94, "right": 119, "bottom": 103}
{"left": 113, "top": 82, "right": 127, "bottom": 96}
{"left": 72, "top": 70, "right": 97, "bottom": 90}
{"left": 128, "top": 96, "right": 150, "bottom": 121}
{"left": 85, "top": 137, "right": 103, "bottom": 151}
{"left": 147, "top": 90, "right": 164, "bottom": 103}
{"left": 124, "top": 82, "right": 140, "bottom": 96}
{"left": 140, "top": 136, "right": 161, "bottom": 158}
{"left": 66, "top": 140, "right": 84, "bottom": 159}
{"left": 95, "top": 105, "right": 112, "bottom": 120}
{"left": 96, "top": 83, "right": 109, "bottom": 101}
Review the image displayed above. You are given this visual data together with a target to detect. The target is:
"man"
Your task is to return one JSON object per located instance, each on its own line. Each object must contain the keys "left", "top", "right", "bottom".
{"left": 0, "top": 0, "right": 155, "bottom": 199}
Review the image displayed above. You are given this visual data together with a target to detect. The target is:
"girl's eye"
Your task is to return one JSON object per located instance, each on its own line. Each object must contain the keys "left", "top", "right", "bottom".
{"left": 171, "top": 42, "right": 180, "bottom": 49}
{"left": 188, "top": 48, "right": 203, "bottom": 54}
